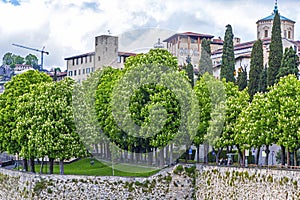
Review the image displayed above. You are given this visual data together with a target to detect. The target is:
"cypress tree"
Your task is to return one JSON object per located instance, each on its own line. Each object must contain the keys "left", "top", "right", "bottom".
{"left": 258, "top": 66, "right": 267, "bottom": 93}
{"left": 220, "top": 24, "right": 235, "bottom": 83}
{"left": 199, "top": 38, "right": 213, "bottom": 76}
{"left": 276, "top": 46, "right": 298, "bottom": 81}
{"left": 185, "top": 55, "right": 194, "bottom": 87}
{"left": 267, "top": 10, "right": 283, "bottom": 86}
{"left": 249, "top": 39, "right": 264, "bottom": 99}
{"left": 236, "top": 66, "right": 247, "bottom": 91}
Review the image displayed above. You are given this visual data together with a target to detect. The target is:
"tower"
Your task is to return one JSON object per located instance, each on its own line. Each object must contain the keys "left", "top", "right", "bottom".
{"left": 94, "top": 35, "right": 118, "bottom": 70}
{"left": 256, "top": 0, "right": 295, "bottom": 40}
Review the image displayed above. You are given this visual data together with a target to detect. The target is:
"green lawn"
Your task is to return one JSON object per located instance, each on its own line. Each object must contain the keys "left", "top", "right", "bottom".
{"left": 35, "top": 158, "right": 160, "bottom": 177}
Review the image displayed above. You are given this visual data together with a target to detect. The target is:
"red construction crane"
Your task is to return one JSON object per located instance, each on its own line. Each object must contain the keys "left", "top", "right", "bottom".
{"left": 12, "top": 43, "right": 49, "bottom": 71}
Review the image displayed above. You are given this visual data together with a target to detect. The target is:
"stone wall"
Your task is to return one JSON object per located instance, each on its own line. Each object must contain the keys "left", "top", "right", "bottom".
{"left": 0, "top": 165, "right": 300, "bottom": 199}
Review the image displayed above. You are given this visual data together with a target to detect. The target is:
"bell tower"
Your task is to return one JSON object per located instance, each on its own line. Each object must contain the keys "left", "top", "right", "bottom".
{"left": 256, "top": 0, "right": 295, "bottom": 40}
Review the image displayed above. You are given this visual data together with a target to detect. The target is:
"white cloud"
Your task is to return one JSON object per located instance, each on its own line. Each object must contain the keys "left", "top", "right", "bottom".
{"left": 0, "top": 0, "right": 299, "bottom": 70}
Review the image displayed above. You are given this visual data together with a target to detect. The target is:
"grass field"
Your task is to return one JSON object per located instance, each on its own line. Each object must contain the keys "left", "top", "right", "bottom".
{"left": 35, "top": 158, "right": 160, "bottom": 177}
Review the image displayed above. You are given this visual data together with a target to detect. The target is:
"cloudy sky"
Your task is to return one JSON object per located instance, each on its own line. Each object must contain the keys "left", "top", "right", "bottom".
{"left": 0, "top": 0, "right": 300, "bottom": 70}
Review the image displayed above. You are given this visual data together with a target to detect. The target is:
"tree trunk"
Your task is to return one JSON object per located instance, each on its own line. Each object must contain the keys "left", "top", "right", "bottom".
{"left": 294, "top": 150, "right": 297, "bottom": 166}
{"left": 23, "top": 158, "right": 28, "bottom": 172}
{"left": 165, "top": 145, "right": 169, "bottom": 165}
{"left": 147, "top": 149, "right": 153, "bottom": 166}
{"left": 124, "top": 149, "right": 128, "bottom": 162}
{"left": 59, "top": 160, "right": 64, "bottom": 175}
{"left": 265, "top": 145, "right": 270, "bottom": 166}
{"left": 169, "top": 144, "right": 173, "bottom": 165}
{"left": 281, "top": 146, "right": 286, "bottom": 165}
{"left": 49, "top": 158, "right": 54, "bottom": 174}
{"left": 107, "top": 143, "right": 111, "bottom": 160}
{"left": 39, "top": 158, "right": 44, "bottom": 174}
{"left": 237, "top": 146, "right": 243, "bottom": 166}
{"left": 30, "top": 157, "right": 35, "bottom": 173}
{"left": 215, "top": 148, "right": 222, "bottom": 164}
{"left": 196, "top": 145, "right": 200, "bottom": 163}
{"left": 185, "top": 145, "right": 188, "bottom": 163}
{"left": 100, "top": 143, "right": 103, "bottom": 158}
{"left": 287, "top": 150, "right": 290, "bottom": 166}
{"left": 255, "top": 147, "right": 260, "bottom": 165}
{"left": 160, "top": 148, "right": 164, "bottom": 167}
{"left": 94, "top": 143, "right": 99, "bottom": 155}
{"left": 204, "top": 143, "right": 209, "bottom": 164}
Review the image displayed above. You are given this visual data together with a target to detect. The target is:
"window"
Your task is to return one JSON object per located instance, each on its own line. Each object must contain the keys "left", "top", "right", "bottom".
{"left": 264, "top": 30, "right": 268, "bottom": 38}
{"left": 90, "top": 55, "right": 92, "bottom": 62}
{"left": 74, "top": 70, "right": 77, "bottom": 76}
{"left": 117, "top": 56, "right": 121, "bottom": 63}
{"left": 85, "top": 56, "right": 87, "bottom": 63}
{"left": 78, "top": 69, "right": 81, "bottom": 75}
{"left": 81, "top": 57, "right": 83, "bottom": 64}
{"left": 98, "top": 56, "right": 101, "bottom": 61}
{"left": 76, "top": 58, "right": 78, "bottom": 65}
{"left": 91, "top": 67, "right": 94, "bottom": 72}
{"left": 72, "top": 59, "right": 75, "bottom": 66}
{"left": 68, "top": 71, "right": 73, "bottom": 76}
{"left": 288, "top": 31, "right": 291, "bottom": 39}
{"left": 284, "top": 30, "right": 287, "bottom": 38}
{"left": 86, "top": 68, "right": 90, "bottom": 74}
{"left": 83, "top": 69, "right": 85, "bottom": 74}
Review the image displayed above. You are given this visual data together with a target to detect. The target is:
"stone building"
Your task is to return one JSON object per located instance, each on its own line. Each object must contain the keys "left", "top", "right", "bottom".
{"left": 163, "top": 32, "right": 223, "bottom": 67}
{"left": 211, "top": 2, "right": 300, "bottom": 80}
{"left": 65, "top": 35, "right": 135, "bottom": 83}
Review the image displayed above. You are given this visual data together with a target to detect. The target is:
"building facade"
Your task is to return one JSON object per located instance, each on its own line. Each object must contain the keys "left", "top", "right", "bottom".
{"left": 163, "top": 32, "right": 223, "bottom": 67}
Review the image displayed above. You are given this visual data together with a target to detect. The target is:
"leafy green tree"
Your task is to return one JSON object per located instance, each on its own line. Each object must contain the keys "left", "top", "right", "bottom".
{"left": 193, "top": 73, "right": 226, "bottom": 163}
{"left": 276, "top": 47, "right": 298, "bottom": 82}
{"left": 13, "top": 55, "right": 24, "bottom": 64}
{"left": 199, "top": 38, "right": 213, "bottom": 76}
{"left": 2, "top": 52, "right": 14, "bottom": 65}
{"left": 249, "top": 39, "right": 264, "bottom": 99}
{"left": 0, "top": 70, "right": 52, "bottom": 172}
{"left": 215, "top": 81, "right": 249, "bottom": 163}
{"left": 267, "top": 10, "right": 283, "bottom": 86}
{"left": 73, "top": 69, "right": 106, "bottom": 158}
{"left": 15, "top": 78, "right": 87, "bottom": 174}
{"left": 25, "top": 54, "right": 38, "bottom": 68}
{"left": 220, "top": 24, "right": 235, "bottom": 83}
{"left": 268, "top": 75, "right": 300, "bottom": 165}
{"left": 95, "top": 67, "right": 124, "bottom": 161}
{"left": 236, "top": 66, "right": 247, "bottom": 91}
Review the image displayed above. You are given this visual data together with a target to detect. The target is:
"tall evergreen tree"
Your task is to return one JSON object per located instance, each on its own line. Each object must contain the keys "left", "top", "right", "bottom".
{"left": 276, "top": 46, "right": 298, "bottom": 81}
{"left": 185, "top": 55, "right": 194, "bottom": 87}
{"left": 236, "top": 66, "right": 247, "bottom": 91}
{"left": 258, "top": 66, "right": 267, "bottom": 93}
{"left": 267, "top": 9, "right": 283, "bottom": 86}
{"left": 199, "top": 38, "right": 213, "bottom": 76}
{"left": 249, "top": 39, "right": 264, "bottom": 99}
{"left": 220, "top": 24, "right": 235, "bottom": 83}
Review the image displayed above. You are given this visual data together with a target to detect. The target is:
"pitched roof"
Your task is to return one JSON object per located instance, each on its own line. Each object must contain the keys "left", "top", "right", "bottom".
{"left": 163, "top": 32, "right": 214, "bottom": 42}
{"left": 212, "top": 38, "right": 271, "bottom": 55}
{"left": 257, "top": 13, "right": 295, "bottom": 23}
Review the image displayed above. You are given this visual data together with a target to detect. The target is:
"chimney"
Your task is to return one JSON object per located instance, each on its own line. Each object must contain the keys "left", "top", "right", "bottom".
{"left": 233, "top": 37, "right": 241, "bottom": 45}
